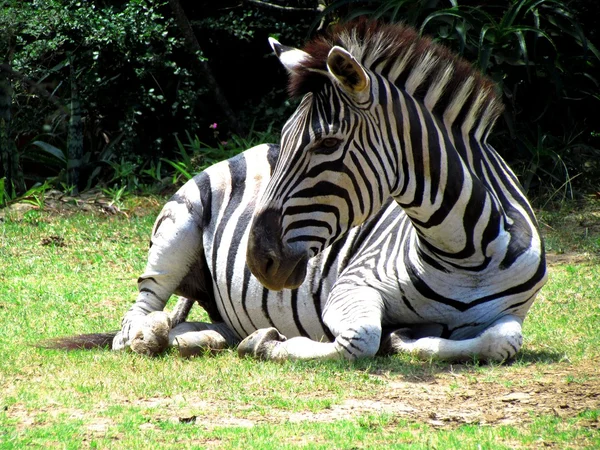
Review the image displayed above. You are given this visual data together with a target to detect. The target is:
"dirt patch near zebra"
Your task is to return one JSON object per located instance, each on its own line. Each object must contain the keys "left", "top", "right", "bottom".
{"left": 339, "top": 364, "right": 599, "bottom": 428}
{"left": 274, "top": 362, "right": 600, "bottom": 429}
{"left": 119, "top": 361, "right": 599, "bottom": 431}
{"left": 0, "top": 190, "right": 165, "bottom": 220}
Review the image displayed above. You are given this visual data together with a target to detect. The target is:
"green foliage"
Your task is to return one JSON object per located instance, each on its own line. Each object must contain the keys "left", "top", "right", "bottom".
{"left": 93, "top": 125, "right": 279, "bottom": 195}
{"left": 321, "top": 0, "right": 439, "bottom": 26}
{"left": 0, "top": 178, "right": 52, "bottom": 208}
{"left": 0, "top": 177, "right": 11, "bottom": 206}
{"left": 101, "top": 184, "right": 129, "bottom": 211}
{"left": 193, "top": 1, "right": 315, "bottom": 131}
{"left": 161, "top": 135, "right": 197, "bottom": 184}
{"left": 1, "top": 0, "right": 200, "bottom": 190}
{"left": 162, "top": 125, "right": 279, "bottom": 187}
{"left": 417, "top": 0, "right": 599, "bottom": 114}
{"left": 2, "top": 0, "right": 597, "bottom": 199}
{"left": 195, "top": 2, "right": 313, "bottom": 47}
{"left": 0, "top": 0, "right": 317, "bottom": 195}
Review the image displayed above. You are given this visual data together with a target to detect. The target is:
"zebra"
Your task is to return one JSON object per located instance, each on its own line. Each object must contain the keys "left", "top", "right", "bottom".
{"left": 49, "top": 142, "right": 414, "bottom": 359}
{"left": 243, "top": 19, "right": 547, "bottom": 363}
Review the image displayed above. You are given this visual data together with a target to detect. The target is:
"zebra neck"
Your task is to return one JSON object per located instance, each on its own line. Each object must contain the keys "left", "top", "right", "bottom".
{"left": 386, "top": 88, "right": 518, "bottom": 264}
{"left": 393, "top": 176, "right": 507, "bottom": 267}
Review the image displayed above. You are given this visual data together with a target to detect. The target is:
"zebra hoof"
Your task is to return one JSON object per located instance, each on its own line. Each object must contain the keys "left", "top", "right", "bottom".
{"left": 130, "top": 311, "right": 172, "bottom": 356}
{"left": 174, "top": 330, "right": 228, "bottom": 358}
{"left": 378, "top": 328, "right": 415, "bottom": 355}
{"left": 238, "top": 327, "right": 287, "bottom": 360}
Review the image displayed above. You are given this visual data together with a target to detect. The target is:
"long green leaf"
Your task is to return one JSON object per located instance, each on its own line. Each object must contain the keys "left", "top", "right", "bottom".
{"left": 585, "top": 40, "right": 600, "bottom": 62}
{"left": 501, "top": 0, "right": 547, "bottom": 29}
{"left": 31, "top": 141, "right": 67, "bottom": 163}
{"left": 478, "top": 23, "right": 494, "bottom": 72}
{"left": 514, "top": 30, "right": 530, "bottom": 79}
{"left": 420, "top": 9, "right": 468, "bottom": 34}
{"left": 161, "top": 158, "right": 192, "bottom": 182}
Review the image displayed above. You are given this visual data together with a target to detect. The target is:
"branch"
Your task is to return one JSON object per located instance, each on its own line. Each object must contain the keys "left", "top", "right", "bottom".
{"left": 168, "top": 0, "right": 244, "bottom": 135}
{"left": 0, "top": 64, "right": 69, "bottom": 115}
{"left": 245, "top": 0, "right": 320, "bottom": 13}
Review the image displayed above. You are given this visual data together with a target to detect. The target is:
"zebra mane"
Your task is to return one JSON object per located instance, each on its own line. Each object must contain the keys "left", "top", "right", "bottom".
{"left": 289, "top": 19, "right": 504, "bottom": 137}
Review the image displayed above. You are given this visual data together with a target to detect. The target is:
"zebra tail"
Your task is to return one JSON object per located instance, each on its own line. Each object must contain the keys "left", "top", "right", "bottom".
{"left": 37, "top": 332, "right": 118, "bottom": 350}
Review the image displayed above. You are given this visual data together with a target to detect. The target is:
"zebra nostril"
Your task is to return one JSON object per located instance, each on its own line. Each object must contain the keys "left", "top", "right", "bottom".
{"left": 265, "top": 256, "right": 274, "bottom": 275}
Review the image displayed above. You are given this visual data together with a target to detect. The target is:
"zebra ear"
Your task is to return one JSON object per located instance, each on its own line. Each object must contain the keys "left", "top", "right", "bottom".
{"left": 269, "top": 37, "right": 311, "bottom": 74}
{"left": 326, "top": 46, "right": 370, "bottom": 99}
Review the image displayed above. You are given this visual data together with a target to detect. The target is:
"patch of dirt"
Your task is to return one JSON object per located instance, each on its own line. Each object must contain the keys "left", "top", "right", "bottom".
{"left": 41, "top": 235, "right": 66, "bottom": 247}
{"left": 5, "top": 362, "right": 598, "bottom": 449}
{"left": 0, "top": 189, "right": 125, "bottom": 220}
{"left": 539, "top": 201, "right": 600, "bottom": 258}
{"left": 242, "top": 365, "right": 598, "bottom": 429}
{"left": 333, "top": 367, "right": 599, "bottom": 428}
{"left": 545, "top": 252, "right": 597, "bottom": 266}
{"left": 111, "top": 363, "right": 599, "bottom": 431}
{"left": 0, "top": 189, "right": 167, "bottom": 222}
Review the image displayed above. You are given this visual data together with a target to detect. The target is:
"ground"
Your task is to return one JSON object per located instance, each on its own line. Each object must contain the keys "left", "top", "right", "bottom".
{"left": 6, "top": 360, "right": 598, "bottom": 444}
{"left": 1, "top": 192, "right": 599, "bottom": 448}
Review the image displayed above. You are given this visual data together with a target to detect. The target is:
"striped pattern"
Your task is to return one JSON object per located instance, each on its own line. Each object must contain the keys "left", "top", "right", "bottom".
{"left": 113, "top": 144, "right": 413, "bottom": 359}
{"left": 246, "top": 20, "right": 547, "bottom": 361}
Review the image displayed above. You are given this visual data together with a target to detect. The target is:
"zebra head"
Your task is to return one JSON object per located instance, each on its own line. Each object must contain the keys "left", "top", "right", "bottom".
{"left": 247, "top": 31, "right": 395, "bottom": 291}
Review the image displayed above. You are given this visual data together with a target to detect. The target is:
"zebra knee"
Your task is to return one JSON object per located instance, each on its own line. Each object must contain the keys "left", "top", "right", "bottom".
{"left": 335, "top": 325, "right": 382, "bottom": 360}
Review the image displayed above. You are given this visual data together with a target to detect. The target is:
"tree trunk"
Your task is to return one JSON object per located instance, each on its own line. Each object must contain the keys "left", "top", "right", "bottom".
{"left": 168, "top": 0, "right": 244, "bottom": 136}
{"left": 0, "top": 65, "right": 25, "bottom": 198}
{"left": 67, "top": 55, "right": 83, "bottom": 195}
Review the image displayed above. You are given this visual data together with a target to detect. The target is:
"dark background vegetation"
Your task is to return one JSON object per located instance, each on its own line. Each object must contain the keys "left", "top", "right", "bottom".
{"left": 1, "top": 0, "right": 599, "bottom": 204}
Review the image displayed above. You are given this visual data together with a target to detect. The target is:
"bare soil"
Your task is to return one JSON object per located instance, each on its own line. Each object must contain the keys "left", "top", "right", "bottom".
{"left": 327, "top": 364, "right": 600, "bottom": 428}
{"left": 111, "top": 362, "right": 600, "bottom": 430}
{"left": 7, "top": 362, "right": 598, "bottom": 437}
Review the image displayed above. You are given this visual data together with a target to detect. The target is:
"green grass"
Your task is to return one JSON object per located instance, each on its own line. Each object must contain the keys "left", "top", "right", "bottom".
{"left": 1, "top": 199, "right": 599, "bottom": 449}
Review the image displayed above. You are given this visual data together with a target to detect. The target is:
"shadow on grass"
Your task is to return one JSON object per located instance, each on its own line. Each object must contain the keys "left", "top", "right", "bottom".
{"left": 514, "top": 348, "right": 566, "bottom": 364}
{"left": 313, "top": 346, "right": 568, "bottom": 383}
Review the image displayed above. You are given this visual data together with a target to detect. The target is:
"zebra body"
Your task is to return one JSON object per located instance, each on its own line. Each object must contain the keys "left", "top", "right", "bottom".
{"left": 113, "top": 143, "right": 409, "bottom": 357}
{"left": 245, "top": 20, "right": 547, "bottom": 362}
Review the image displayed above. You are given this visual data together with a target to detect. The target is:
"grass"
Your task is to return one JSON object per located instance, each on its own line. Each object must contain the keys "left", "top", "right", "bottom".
{"left": 0, "top": 197, "right": 599, "bottom": 449}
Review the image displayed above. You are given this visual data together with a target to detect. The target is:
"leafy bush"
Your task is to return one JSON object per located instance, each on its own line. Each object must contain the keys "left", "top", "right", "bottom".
{"left": 3, "top": 0, "right": 597, "bottom": 201}
{"left": 0, "top": 0, "right": 316, "bottom": 195}
{"left": 1, "top": 0, "right": 203, "bottom": 191}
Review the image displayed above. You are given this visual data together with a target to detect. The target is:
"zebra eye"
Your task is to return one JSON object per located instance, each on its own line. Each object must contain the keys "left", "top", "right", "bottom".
{"left": 314, "top": 137, "right": 342, "bottom": 154}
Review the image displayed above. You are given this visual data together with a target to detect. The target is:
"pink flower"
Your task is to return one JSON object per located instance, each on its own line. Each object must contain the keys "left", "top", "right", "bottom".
{"left": 209, "top": 123, "right": 218, "bottom": 129}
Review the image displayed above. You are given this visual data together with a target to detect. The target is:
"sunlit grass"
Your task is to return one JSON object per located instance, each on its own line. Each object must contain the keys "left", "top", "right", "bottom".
{"left": 1, "top": 199, "right": 598, "bottom": 448}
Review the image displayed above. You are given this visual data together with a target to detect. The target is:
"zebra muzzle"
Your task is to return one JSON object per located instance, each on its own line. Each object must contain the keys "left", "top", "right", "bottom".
{"left": 247, "top": 208, "right": 309, "bottom": 290}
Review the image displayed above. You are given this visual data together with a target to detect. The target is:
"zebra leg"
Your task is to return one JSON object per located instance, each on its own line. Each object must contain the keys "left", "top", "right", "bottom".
{"left": 168, "top": 321, "right": 240, "bottom": 357}
{"left": 113, "top": 184, "right": 204, "bottom": 354}
{"left": 237, "top": 328, "right": 355, "bottom": 361}
{"left": 169, "top": 296, "right": 197, "bottom": 328}
{"left": 238, "top": 286, "right": 384, "bottom": 361}
{"left": 127, "top": 296, "right": 196, "bottom": 356}
{"left": 380, "top": 315, "right": 524, "bottom": 363}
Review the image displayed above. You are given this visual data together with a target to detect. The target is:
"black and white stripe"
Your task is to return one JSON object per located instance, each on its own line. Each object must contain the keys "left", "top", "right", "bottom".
{"left": 113, "top": 143, "right": 413, "bottom": 359}
{"left": 245, "top": 20, "right": 547, "bottom": 362}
